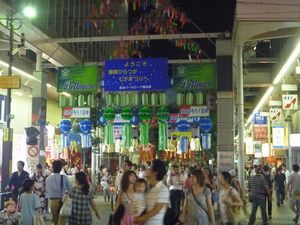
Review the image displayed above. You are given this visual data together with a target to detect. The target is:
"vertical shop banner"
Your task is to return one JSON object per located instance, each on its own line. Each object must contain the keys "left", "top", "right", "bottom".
{"left": 272, "top": 125, "right": 285, "bottom": 148}
{"left": 245, "top": 137, "right": 254, "bottom": 155}
{"left": 217, "top": 151, "right": 234, "bottom": 172}
{"left": 290, "top": 133, "right": 300, "bottom": 147}
{"left": 104, "top": 58, "right": 169, "bottom": 91}
{"left": 253, "top": 113, "right": 268, "bottom": 142}
{"left": 57, "top": 65, "right": 98, "bottom": 92}
{"left": 254, "top": 144, "right": 262, "bottom": 158}
{"left": 173, "top": 63, "right": 216, "bottom": 90}
{"left": 282, "top": 94, "right": 298, "bottom": 110}
{"left": 261, "top": 143, "right": 270, "bottom": 157}
{"left": 270, "top": 108, "right": 283, "bottom": 123}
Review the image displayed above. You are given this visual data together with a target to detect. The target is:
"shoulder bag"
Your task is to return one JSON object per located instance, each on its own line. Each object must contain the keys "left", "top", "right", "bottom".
{"left": 228, "top": 187, "right": 246, "bottom": 224}
{"left": 191, "top": 187, "right": 208, "bottom": 217}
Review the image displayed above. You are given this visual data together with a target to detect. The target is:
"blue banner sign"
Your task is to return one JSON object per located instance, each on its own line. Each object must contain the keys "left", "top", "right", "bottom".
{"left": 253, "top": 113, "right": 267, "bottom": 125}
{"left": 104, "top": 58, "right": 169, "bottom": 92}
{"left": 199, "top": 117, "right": 213, "bottom": 132}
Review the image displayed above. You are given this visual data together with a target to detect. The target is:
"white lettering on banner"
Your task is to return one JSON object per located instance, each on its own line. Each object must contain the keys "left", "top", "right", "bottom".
{"left": 217, "top": 151, "right": 234, "bottom": 172}
{"left": 179, "top": 106, "right": 209, "bottom": 117}
{"left": 63, "top": 107, "right": 90, "bottom": 118}
{"left": 114, "top": 114, "right": 130, "bottom": 124}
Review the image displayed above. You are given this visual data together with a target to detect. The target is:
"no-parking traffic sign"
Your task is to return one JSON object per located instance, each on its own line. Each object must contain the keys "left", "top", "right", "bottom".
{"left": 27, "top": 145, "right": 39, "bottom": 167}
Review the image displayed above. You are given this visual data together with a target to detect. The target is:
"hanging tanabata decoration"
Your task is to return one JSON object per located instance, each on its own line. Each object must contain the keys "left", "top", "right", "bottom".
{"left": 139, "top": 106, "right": 153, "bottom": 161}
{"left": 121, "top": 107, "right": 133, "bottom": 152}
{"left": 103, "top": 107, "right": 116, "bottom": 152}
{"left": 157, "top": 106, "right": 168, "bottom": 151}
{"left": 79, "top": 119, "right": 92, "bottom": 148}
{"left": 60, "top": 120, "right": 72, "bottom": 149}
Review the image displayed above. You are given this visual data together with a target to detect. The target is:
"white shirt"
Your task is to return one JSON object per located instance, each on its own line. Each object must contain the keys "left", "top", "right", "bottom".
{"left": 146, "top": 181, "right": 169, "bottom": 225}
{"left": 138, "top": 171, "right": 146, "bottom": 179}
{"left": 167, "top": 174, "right": 184, "bottom": 190}
{"left": 115, "top": 172, "right": 123, "bottom": 193}
{"left": 132, "top": 193, "right": 146, "bottom": 216}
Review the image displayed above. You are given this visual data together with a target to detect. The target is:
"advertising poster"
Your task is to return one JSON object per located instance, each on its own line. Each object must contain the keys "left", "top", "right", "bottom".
{"left": 217, "top": 151, "right": 234, "bottom": 172}
{"left": 272, "top": 125, "right": 285, "bottom": 148}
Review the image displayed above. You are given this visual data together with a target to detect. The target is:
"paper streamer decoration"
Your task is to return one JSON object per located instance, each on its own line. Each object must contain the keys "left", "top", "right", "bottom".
{"left": 133, "top": 93, "right": 139, "bottom": 105}
{"left": 122, "top": 123, "right": 132, "bottom": 148}
{"left": 139, "top": 106, "right": 151, "bottom": 121}
{"left": 104, "top": 123, "right": 114, "bottom": 145}
{"left": 186, "top": 92, "right": 194, "bottom": 105}
{"left": 59, "top": 94, "right": 66, "bottom": 107}
{"left": 159, "top": 93, "right": 166, "bottom": 105}
{"left": 124, "top": 93, "right": 131, "bottom": 106}
{"left": 196, "top": 92, "right": 204, "bottom": 105}
{"left": 141, "top": 93, "right": 149, "bottom": 106}
{"left": 158, "top": 122, "right": 167, "bottom": 150}
{"left": 151, "top": 93, "right": 158, "bottom": 106}
{"left": 157, "top": 106, "right": 169, "bottom": 121}
{"left": 78, "top": 94, "right": 85, "bottom": 107}
{"left": 140, "top": 123, "right": 150, "bottom": 145}
{"left": 176, "top": 93, "right": 184, "bottom": 106}
{"left": 121, "top": 107, "right": 133, "bottom": 120}
{"left": 114, "top": 94, "right": 121, "bottom": 106}
{"left": 68, "top": 95, "right": 75, "bottom": 107}
{"left": 87, "top": 94, "right": 95, "bottom": 107}
{"left": 103, "top": 107, "right": 116, "bottom": 121}
{"left": 106, "top": 94, "right": 113, "bottom": 106}
{"left": 60, "top": 120, "right": 72, "bottom": 148}
{"left": 81, "top": 133, "right": 92, "bottom": 148}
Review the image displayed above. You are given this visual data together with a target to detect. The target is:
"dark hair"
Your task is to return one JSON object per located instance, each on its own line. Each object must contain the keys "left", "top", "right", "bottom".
{"left": 135, "top": 178, "right": 147, "bottom": 189}
{"left": 22, "top": 179, "right": 35, "bottom": 192}
{"left": 124, "top": 160, "right": 132, "bottom": 168}
{"left": 75, "top": 172, "right": 90, "bottom": 195}
{"left": 221, "top": 171, "right": 232, "bottom": 184}
{"left": 263, "top": 165, "right": 269, "bottom": 172}
{"left": 17, "top": 161, "right": 25, "bottom": 167}
{"left": 132, "top": 163, "right": 137, "bottom": 169}
{"left": 151, "top": 159, "right": 167, "bottom": 181}
{"left": 121, "top": 170, "right": 136, "bottom": 192}
{"left": 36, "top": 164, "right": 42, "bottom": 170}
{"left": 52, "top": 160, "right": 63, "bottom": 173}
{"left": 191, "top": 169, "right": 205, "bottom": 186}
{"left": 293, "top": 164, "right": 299, "bottom": 172}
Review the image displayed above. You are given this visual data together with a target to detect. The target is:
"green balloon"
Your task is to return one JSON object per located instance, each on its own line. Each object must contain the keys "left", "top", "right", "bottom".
{"left": 157, "top": 106, "right": 169, "bottom": 121}
{"left": 121, "top": 107, "right": 133, "bottom": 120}
{"left": 139, "top": 106, "right": 151, "bottom": 121}
{"left": 103, "top": 107, "right": 116, "bottom": 121}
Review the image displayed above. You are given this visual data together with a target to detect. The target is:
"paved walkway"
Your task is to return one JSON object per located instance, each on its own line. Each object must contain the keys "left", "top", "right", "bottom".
{"left": 44, "top": 195, "right": 296, "bottom": 225}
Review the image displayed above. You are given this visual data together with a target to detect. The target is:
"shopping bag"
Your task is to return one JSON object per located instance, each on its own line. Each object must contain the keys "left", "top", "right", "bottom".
{"left": 59, "top": 198, "right": 73, "bottom": 217}
{"left": 34, "top": 212, "right": 45, "bottom": 225}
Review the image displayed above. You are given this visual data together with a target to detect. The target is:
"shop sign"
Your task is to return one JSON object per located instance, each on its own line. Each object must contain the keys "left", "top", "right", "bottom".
{"left": 245, "top": 137, "right": 254, "bottom": 155}
{"left": 269, "top": 100, "right": 282, "bottom": 107}
{"left": 254, "top": 144, "right": 262, "bottom": 158}
{"left": 281, "top": 84, "right": 298, "bottom": 92}
{"left": 253, "top": 126, "right": 268, "bottom": 142}
{"left": 274, "top": 150, "right": 286, "bottom": 158}
{"left": 62, "top": 107, "right": 90, "bottom": 118}
{"left": 289, "top": 133, "right": 300, "bottom": 147}
{"left": 272, "top": 125, "right": 285, "bottom": 148}
{"left": 104, "top": 58, "right": 169, "bottom": 92}
{"left": 113, "top": 125, "right": 123, "bottom": 139}
{"left": 217, "top": 151, "right": 234, "bottom": 172}
{"left": 253, "top": 113, "right": 267, "bottom": 125}
{"left": 179, "top": 106, "right": 209, "bottom": 117}
{"left": 261, "top": 143, "right": 270, "bottom": 157}
{"left": 199, "top": 117, "right": 213, "bottom": 132}
{"left": 0, "top": 75, "right": 21, "bottom": 89}
{"left": 26, "top": 145, "right": 39, "bottom": 168}
{"left": 173, "top": 63, "right": 216, "bottom": 90}
{"left": 169, "top": 113, "right": 179, "bottom": 123}
{"left": 282, "top": 94, "right": 298, "bottom": 110}
{"left": 176, "top": 120, "right": 190, "bottom": 132}
{"left": 270, "top": 108, "right": 282, "bottom": 122}
{"left": 57, "top": 65, "right": 98, "bottom": 92}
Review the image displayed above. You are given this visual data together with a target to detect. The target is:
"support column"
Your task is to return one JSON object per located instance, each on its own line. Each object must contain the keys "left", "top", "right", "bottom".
{"left": 237, "top": 45, "right": 245, "bottom": 188}
{"left": 216, "top": 40, "right": 234, "bottom": 173}
{"left": 31, "top": 51, "right": 47, "bottom": 170}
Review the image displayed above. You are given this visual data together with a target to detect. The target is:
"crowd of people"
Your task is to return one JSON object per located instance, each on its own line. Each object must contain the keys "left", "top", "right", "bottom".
{"left": 4, "top": 158, "right": 300, "bottom": 225}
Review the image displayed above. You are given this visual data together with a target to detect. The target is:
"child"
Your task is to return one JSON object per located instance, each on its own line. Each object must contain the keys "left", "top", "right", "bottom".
{"left": 131, "top": 178, "right": 147, "bottom": 217}
{"left": 19, "top": 179, "right": 41, "bottom": 225}
{"left": 3, "top": 198, "right": 16, "bottom": 219}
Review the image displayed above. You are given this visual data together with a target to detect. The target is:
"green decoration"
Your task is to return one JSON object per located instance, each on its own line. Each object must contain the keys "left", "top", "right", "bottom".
{"left": 114, "top": 94, "right": 121, "bottom": 106}
{"left": 141, "top": 93, "right": 149, "bottom": 105}
{"left": 68, "top": 95, "right": 75, "bottom": 107}
{"left": 104, "top": 123, "right": 114, "bottom": 145}
{"left": 140, "top": 123, "right": 149, "bottom": 145}
{"left": 78, "top": 94, "right": 85, "bottom": 107}
{"left": 157, "top": 106, "right": 169, "bottom": 121}
{"left": 59, "top": 94, "right": 66, "bottom": 107}
{"left": 196, "top": 92, "right": 204, "bottom": 105}
{"left": 124, "top": 93, "right": 131, "bottom": 106}
{"left": 110, "top": 19, "right": 115, "bottom": 30}
{"left": 186, "top": 92, "right": 194, "bottom": 105}
{"left": 151, "top": 93, "right": 158, "bottom": 106}
{"left": 105, "top": 94, "right": 113, "bottom": 106}
{"left": 122, "top": 123, "right": 132, "bottom": 148}
{"left": 176, "top": 93, "right": 184, "bottom": 106}
{"left": 159, "top": 93, "right": 166, "bottom": 105}
{"left": 121, "top": 93, "right": 126, "bottom": 106}
{"left": 103, "top": 107, "right": 116, "bottom": 121}
{"left": 121, "top": 107, "right": 133, "bottom": 120}
{"left": 87, "top": 94, "right": 95, "bottom": 107}
{"left": 133, "top": 92, "right": 139, "bottom": 105}
{"left": 139, "top": 106, "right": 151, "bottom": 121}
{"left": 158, "top": 122, "right": 167, "bottom": 150}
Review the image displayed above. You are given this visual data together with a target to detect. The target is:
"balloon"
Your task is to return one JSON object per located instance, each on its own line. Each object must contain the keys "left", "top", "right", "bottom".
{"left": 79, "top": 119, "right": 93, "bottom": 133}
{"left": 139, "top": 106, "right": 151, "bottom": 121}
{"left": 60, "top": 120, "right": 72, "bottom": 134}
{"left": 157, "top": 106, "right": 169, "bottom": 121}
{"left": 103, "top": 107, "right": 116, "bottom": 121}
{"left": 121, "top": 107, "right": 133, "bottom": 121}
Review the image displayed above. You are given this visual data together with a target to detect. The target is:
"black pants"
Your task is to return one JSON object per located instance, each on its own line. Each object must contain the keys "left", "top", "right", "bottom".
{"left": 170, "top": 189, "right": 183, "bottom": 221}
{"left": 266, "top": 191, "right": 272, "bottom": 216}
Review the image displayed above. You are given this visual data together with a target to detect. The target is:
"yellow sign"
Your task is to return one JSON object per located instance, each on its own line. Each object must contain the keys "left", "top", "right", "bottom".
{"left": 0, "top": 76, "right": 21, "bottom": 89}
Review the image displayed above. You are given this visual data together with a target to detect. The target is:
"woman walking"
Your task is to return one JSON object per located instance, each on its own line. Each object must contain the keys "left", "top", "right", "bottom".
{"left": 182, "top": 169, "right": 216, "bottom": 225}
{"left": 219, "top": 171, "right": 243, "bottom": 225}
{"left": 32, "top": 164, "right": 47, "bottom": 215}
{"left": 67, "top": 172, "right": 100, "bottom": 225}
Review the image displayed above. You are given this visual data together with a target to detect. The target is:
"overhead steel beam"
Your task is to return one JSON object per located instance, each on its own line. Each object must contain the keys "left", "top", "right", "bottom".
{"left": 35, "top": 32, "right": 225, "bottom": 44}
{"left": 244, "top": 83, "right": 272, "bottom": 88}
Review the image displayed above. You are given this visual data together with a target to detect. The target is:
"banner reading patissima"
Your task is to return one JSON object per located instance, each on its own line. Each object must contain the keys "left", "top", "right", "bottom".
{"left": 104, "top": 58, "right": 169, "bottom": 92}
{"left": 173, "top": 63, "right": 216, "bottom": 90}
{"left": 57, "top": 65, "right": 98, "bottom": 92}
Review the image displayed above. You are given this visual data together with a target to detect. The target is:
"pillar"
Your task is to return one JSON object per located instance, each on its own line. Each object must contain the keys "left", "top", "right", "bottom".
{"left": 216, "top": 40, "right": 235, "bottom": 173}
{"left": 31, "top": 51, "right": 47, "bottom": 170}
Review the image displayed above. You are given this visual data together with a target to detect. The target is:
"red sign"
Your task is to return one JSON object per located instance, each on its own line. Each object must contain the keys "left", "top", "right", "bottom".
{"left": 253, "top": 126, "right": 268, "bottom": 142}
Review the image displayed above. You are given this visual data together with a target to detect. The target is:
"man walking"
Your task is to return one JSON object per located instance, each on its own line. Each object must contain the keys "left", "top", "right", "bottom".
{"left": 262, "top": 165, "right": 273, "bottom": 219}
{"left": 248, "top": 166, "right": 271, "bottom": 225}
{"left": 45, "top": 160, "right": 71, "bottom": 225}
{"left": 287, "top": 164, "right": 300, "bottom": 223}
{"left": 6, "top": 161, "right": 29, "bottom": 202}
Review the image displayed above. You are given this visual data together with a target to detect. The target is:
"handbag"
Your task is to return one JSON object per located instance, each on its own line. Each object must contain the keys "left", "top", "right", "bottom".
{"left": 59, "top": 197, "right": 73, "bottom": 217}
{"left": 34, "top": 211, "right": 45, "bottom": 225}
{"left": 228, "top": 188, "right": 246, "bottom": 224}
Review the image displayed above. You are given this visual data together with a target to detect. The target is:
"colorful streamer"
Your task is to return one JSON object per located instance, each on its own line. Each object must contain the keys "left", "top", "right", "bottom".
{"left": 158, "top": 122, "right": 167, "bottom": 150}
{"left": 122, "top": 123, "right": 132, "bottom": 148}
{"left": 104, "top": 123, "right": 114, "bottom": 145}
{"left": 140, "top": 123, "right": 149, "bottom": 145}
